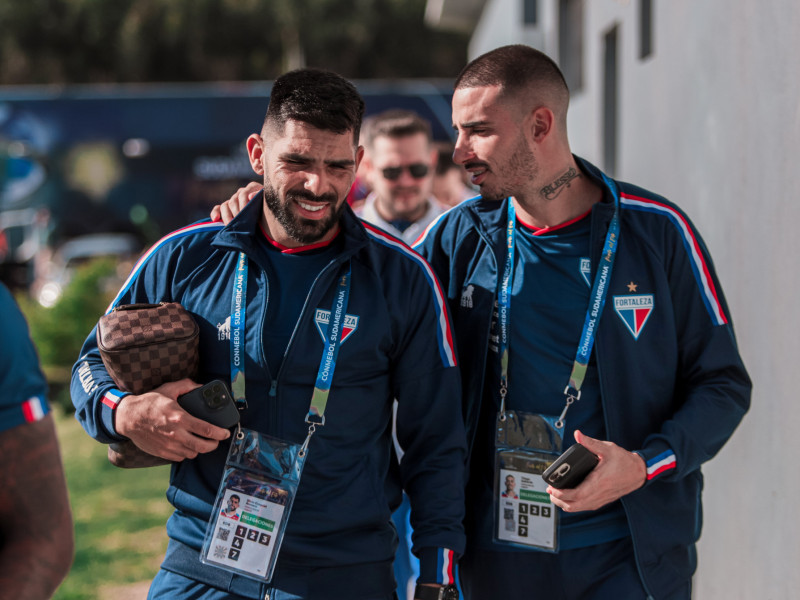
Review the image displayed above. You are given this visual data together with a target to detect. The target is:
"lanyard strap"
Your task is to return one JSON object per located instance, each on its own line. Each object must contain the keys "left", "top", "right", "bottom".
{"left": 497, "top": 179, "right": 620, "bottom": 427}
{"left": 300, "top": 263, "right": 351, "bottom": 456}
{"left": 228, "top": 252, "right": 352, "bottom": 455}
{"left": 307, "top": 264, "right": 352, "bottom": 425}
{"left": 230, "top": 252, "right": 248, "bottom": 408}
{"left": 568, "top": 174, "right": 620, "bottom": 390}
{"left": 557, "top": 174, "right": 620, "bottom": 427}
{"left": 497, "top": 201, "right": 516, "bottom": 411}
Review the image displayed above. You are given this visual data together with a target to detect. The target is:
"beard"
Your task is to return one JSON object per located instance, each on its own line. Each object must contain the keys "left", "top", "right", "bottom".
{"left": 480, "top": 133, "right": 538, "bottom": 202}
{"left": 383, "top": 186, "right": 428, "bottom": 221}
{"left": 263, "top": 184, "right": 346, "bottom": 245}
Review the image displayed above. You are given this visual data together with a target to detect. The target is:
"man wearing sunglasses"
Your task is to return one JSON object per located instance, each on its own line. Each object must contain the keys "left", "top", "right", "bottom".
{"left": 357, "top": 110, "right": 443, "bottom": 244}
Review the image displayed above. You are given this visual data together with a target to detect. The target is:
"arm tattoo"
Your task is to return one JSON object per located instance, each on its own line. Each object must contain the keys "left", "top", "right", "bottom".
{"left": 0, "top": 415, "right": 74, "bottom": 600}
{"left": 541, "top": 167, "right": 580, "bottom": 201}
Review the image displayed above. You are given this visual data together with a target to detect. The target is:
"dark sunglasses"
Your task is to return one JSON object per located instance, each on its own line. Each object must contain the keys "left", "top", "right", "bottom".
{"left": 381, "top": 163, "right": 430, "bottom": 181}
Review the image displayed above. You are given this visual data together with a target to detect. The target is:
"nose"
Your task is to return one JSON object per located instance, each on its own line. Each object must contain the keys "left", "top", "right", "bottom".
{"left": 304, "top": 169, "right": 327, "bottom": 196}
{"left": 453, "top": 132, "right": 472, "bottom": 166}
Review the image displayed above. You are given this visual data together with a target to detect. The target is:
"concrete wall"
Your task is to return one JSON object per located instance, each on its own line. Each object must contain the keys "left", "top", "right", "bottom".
{"left": 467, "top": 1, "right": 800, "bottom": 597}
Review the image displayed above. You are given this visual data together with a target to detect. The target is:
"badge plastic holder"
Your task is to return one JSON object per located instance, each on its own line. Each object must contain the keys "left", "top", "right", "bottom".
{"left": 493, "top": 411, "right": 563, "bottom": 553}
{"left": 201, "top": 427, "right": 306, "bottom": 582}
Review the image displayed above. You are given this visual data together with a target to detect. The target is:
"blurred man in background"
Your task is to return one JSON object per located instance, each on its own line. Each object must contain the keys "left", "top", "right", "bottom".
{"left": 357, "top": 109, "right": 442, "bottom": 244}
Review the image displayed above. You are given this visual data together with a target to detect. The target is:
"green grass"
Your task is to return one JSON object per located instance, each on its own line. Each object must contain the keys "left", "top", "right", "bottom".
{"left": 54, "top": 410, "right": 173, "bottom": 600}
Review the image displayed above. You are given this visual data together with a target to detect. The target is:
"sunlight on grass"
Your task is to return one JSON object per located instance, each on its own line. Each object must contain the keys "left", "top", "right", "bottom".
{"left": 54, "top": 410, "right": 173, "bottom": 600}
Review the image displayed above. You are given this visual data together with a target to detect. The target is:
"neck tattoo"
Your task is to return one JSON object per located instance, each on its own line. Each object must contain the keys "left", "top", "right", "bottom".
{"left": 541, "top": 167, "right": 580, "bottom": 201}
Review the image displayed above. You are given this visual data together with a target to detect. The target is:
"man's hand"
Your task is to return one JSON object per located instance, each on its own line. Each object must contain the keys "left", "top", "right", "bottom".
{"left": 115, "top": 378, "right": 231, "bottom": 462}
{"left": 210, "top": 181, "right": 262, "bottom": 224}
{"left": 546, "top": 430, "right": 646, "bottom": 512}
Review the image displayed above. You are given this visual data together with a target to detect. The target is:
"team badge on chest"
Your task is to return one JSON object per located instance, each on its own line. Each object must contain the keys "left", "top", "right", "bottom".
{"left": 579, "top": 258, "right": 592, "bottom": 287}
{"left": 314, "top": 309, "right": 359, "bottom": 344}
{"left": 613, "top": 294, "right": 654, "bottom": 340}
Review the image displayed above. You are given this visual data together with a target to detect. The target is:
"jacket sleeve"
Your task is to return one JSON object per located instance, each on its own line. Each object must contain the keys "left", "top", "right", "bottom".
{"left": 391, "top": 252, "right": 466, "bottom": 585}
{"left": 635, "top": 206, "right": 751, "bottom": 485}
{"left": 69, "top": 241, "right": 175, "bottom": 443}
{"left": 0, "top": 284, "right": 50, "bottom": 433}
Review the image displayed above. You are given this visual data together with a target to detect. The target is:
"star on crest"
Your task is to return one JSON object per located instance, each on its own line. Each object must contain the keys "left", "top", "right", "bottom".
{"left": 627, "top": 281, "right": 638, "bottom": 292}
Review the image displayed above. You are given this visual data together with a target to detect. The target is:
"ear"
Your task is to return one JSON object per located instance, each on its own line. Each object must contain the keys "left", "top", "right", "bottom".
{"left": 528, "top": 106, "right": 555, "bottom": 143}
{"left": 355, "top": 145, "right": 365, "bottom": 172}
{"left": 246, "top": 134, "right": 265, "bottom": 175}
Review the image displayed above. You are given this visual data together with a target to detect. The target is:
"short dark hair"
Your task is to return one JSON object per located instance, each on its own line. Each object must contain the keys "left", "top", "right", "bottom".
{"left": 264, "top": 68, "right": 365, "bottom": 143}
{"left": 362, "top": 109, "right": 432, "bottom": 150}
{"left": 455, "top": 45, "right": 569, "bottom": 121}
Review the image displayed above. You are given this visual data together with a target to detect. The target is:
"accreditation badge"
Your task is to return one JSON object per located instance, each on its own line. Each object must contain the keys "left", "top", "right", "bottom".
{"left": 201, "top": 428, "right": 306, "bottom": 582}
{"left": 493, "top": 411, "right": 563, "bottom": 552}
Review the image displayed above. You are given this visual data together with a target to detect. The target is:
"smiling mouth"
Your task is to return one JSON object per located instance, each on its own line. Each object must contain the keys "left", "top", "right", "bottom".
{"left": 464, "top": 163, "right": 488, "bottom": 184}
{"left": 298, "top": 200, "right": 326, "bottom": 212}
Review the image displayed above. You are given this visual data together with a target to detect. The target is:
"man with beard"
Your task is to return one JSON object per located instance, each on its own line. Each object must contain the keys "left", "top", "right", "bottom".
{"left": 412, "top": 45, "right": 750, "bottom": 599}
{"left": 356, "top": 110, "right": 443, "bottom": 244}
{"left": 215, "top": 46, "right": 750, "bottom": 600}
{"left": 70, "top": 68, "right": 466, "bottom": 600}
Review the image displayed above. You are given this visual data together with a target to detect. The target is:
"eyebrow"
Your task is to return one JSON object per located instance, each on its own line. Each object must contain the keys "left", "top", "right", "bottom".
{"left": 280, "top": 152, "right": 356, "bottom": 168}
{"left": 453, "top": 120, "right": 490, "bottom": 131}
{"left": 327, "top": 158, "right": 357, "bottom": 168}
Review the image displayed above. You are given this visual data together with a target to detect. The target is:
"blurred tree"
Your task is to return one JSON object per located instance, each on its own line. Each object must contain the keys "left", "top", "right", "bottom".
{"left": 0, "top": 0, "right": 468, "bottom": 83}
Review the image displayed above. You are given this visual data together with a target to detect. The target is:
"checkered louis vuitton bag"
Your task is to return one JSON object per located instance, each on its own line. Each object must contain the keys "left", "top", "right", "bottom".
{"left": 97, "top": 302, "right": 199, "bottom": 468}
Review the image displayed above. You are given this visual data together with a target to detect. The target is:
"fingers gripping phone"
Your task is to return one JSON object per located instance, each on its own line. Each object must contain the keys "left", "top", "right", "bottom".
{"left": 541, "top": 443, "right": 599, "bottom": 489}
{"left": 178, "top": 379, "right": 240, "bottom": 429}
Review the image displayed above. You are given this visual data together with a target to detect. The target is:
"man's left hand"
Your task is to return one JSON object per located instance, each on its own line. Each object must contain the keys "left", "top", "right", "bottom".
{"left": 546, "top": 429, "right": 646, "bottom": 512}
{"left": 210, "top": 182, "right": 262, "bottom": 224}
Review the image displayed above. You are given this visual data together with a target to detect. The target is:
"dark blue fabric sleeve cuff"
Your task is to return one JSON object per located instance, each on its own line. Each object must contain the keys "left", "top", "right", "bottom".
{"left": 0, "top": 395, "right": 50, "bottom": 433}
{"left": 100, "top": 388, "right": 131, "bottom": 439}
{"left": 417, "top": 547, "right": 457, "bottom": 585}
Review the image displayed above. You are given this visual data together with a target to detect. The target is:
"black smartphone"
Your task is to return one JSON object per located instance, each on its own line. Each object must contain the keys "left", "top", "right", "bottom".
{"left": 177, "top": 379, "right": 240, "bottom": 429}
{"left": 541, "top": 443, "right": 599, "bottom": 489}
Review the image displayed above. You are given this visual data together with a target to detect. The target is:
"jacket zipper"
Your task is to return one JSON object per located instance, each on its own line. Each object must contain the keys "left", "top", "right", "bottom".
{"left": 269, "top": 253, "right": 353, "bottom": 423}
{"left": 468, "top": 205, "right": 504, "bottom": 458}
{"left": 591, "top": 193, "right": 655, "bottom": 600}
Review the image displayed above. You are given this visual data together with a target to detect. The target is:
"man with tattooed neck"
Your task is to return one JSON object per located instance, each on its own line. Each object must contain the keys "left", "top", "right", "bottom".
{"left": 414, "top": 45, "right": 749, "bottom": 600}
{"left": 213, "top": 46, "right": 750, "bottom": 600}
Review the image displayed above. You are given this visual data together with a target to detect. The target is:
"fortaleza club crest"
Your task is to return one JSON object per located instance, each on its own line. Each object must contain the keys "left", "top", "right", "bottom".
{"left": 613, "top": 294, "right": 654, "bottom": 340}
{"left": 314, "top": 309, "right": 359, "bottom": 344}
{"left": 579, "top": 258, "right": 592, "bottom": 287}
